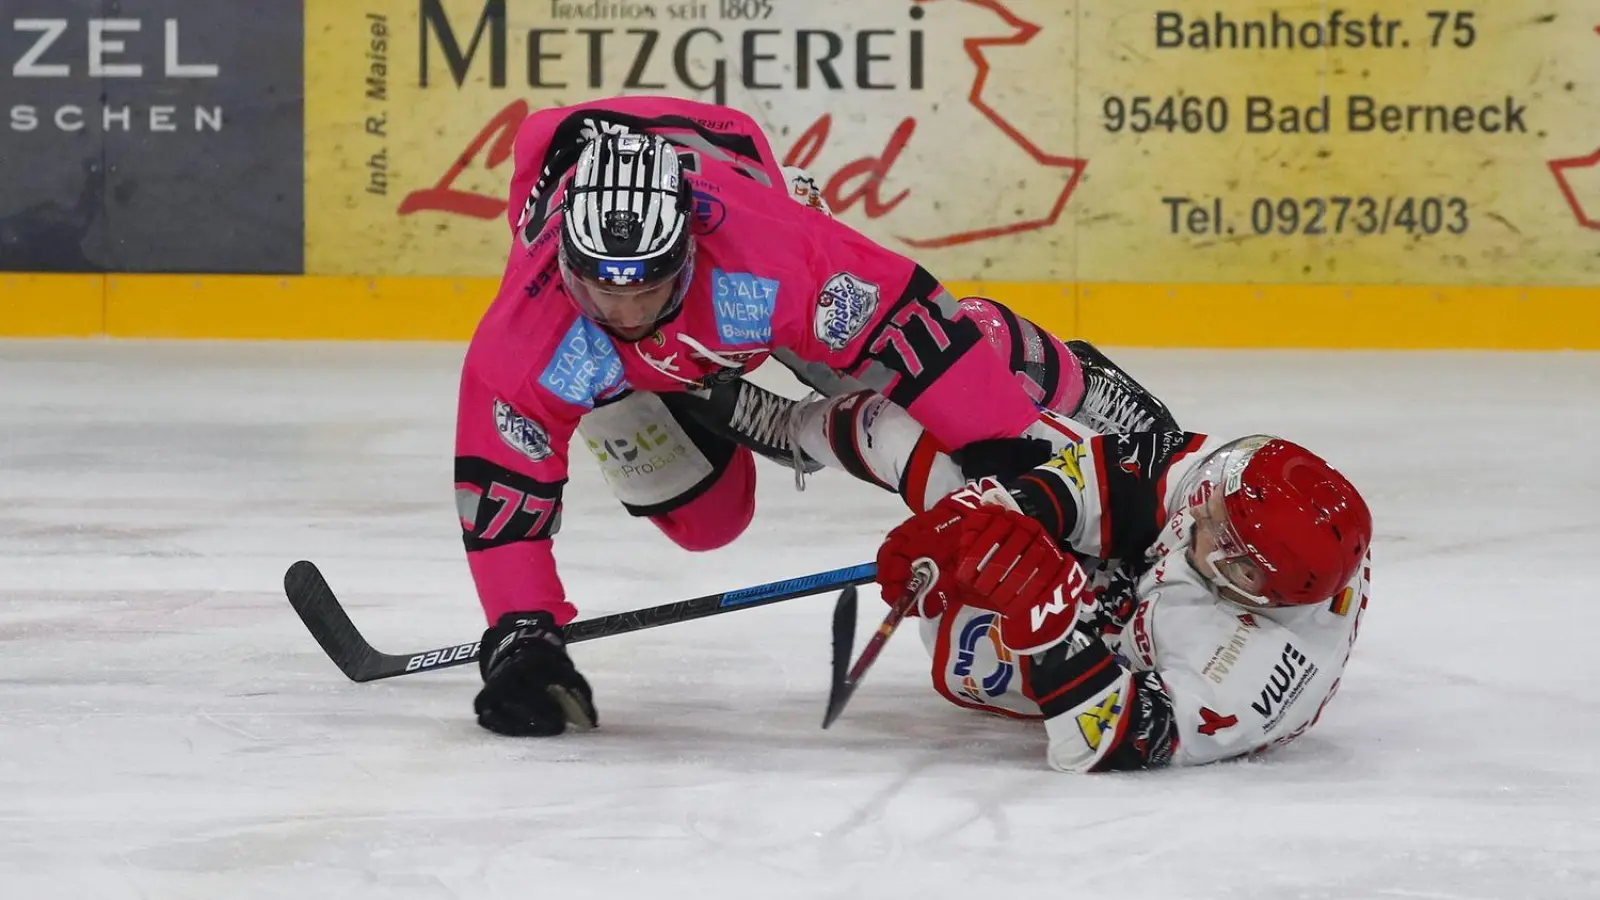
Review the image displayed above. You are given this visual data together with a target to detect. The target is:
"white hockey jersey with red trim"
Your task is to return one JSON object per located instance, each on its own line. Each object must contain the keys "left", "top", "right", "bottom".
{"left": 909, "top": 418, "right": 1371, "bottom": 767}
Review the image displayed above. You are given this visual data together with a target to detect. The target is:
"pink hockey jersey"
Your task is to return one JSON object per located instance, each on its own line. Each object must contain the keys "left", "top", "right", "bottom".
{"left": 456, "top": 96, "right": 1042, "bottom": 624}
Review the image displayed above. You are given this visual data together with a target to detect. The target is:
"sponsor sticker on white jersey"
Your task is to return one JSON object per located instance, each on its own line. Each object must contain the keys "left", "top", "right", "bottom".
{"left": 1251, "top": 642, "right": 1318, "bottom": 731}
{"left": 494, "top": 399, "right": 552, "bottom": 462}
{"left": 1128, "top": 596, "right": 1158, "bottom": 668}
{"left": 814, "top": 272, "right": 880, "bottom": 351}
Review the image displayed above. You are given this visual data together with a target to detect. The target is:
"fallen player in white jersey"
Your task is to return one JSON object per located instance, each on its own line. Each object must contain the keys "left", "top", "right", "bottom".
{"left": 792, "top": 398, "right": 1372, "bottom": 772}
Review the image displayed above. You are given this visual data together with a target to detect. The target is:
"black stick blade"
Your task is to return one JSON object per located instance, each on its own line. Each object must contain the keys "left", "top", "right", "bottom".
{"left": 283, "top": 561, "right": 383, "bottom": 682}
{"left": 822, "top": 585, "right": 859, "bottom": 729}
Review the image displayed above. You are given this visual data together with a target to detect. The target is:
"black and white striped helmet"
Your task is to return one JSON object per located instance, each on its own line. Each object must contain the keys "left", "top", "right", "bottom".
{"left": 558, "top": 132, "right": 696, "bottom": 340}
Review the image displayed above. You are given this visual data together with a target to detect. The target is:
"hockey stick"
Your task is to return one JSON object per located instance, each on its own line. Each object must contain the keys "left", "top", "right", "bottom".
{"left": 284, "top": 559, "right": 878, "bottom": 683}
{"left": 821, "top": 558, "right": 937, "bottom": 729}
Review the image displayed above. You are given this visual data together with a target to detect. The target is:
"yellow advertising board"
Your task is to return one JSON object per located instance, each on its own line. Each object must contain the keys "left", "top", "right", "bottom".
{"left": 305, "top": 0, "right": 1082, "bottom": 280}
{"left": 305, "top": 0, "right": 1600, "bottom": 289}
{"left": 1075, "top": 3, "right": 1600, "bottom": 286}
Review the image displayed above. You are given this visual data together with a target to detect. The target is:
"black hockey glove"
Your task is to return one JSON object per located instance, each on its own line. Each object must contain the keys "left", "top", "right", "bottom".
{"left": 474, "top": 612, "right": 597, "bottom": 737}
{"left": 949, "top": 435, "right": 1055, "bottom": 484}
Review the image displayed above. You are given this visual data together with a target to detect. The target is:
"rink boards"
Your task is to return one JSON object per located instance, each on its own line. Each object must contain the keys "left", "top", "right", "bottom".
{"left": 2, "top": 274, "right": 1594, "bottom": 348}
{"left": 4, "top": 0, "right": 1599, "bottom": 348}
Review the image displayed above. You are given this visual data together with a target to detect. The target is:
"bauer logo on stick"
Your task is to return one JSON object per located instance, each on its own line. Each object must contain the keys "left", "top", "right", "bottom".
{"left": 406, "top": 642, "right": 481, "bottom": 673}
{"left": 494, "top": 399, "right": 552, "bottom": 462}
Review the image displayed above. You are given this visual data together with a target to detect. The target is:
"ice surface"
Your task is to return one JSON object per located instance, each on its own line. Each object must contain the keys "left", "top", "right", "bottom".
{"left": 1, "top": 340, "right": 1597, "bottom": 900}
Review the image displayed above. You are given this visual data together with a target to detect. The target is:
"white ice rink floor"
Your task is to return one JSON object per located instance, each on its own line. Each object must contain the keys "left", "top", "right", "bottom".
{"left": 2, "top": 340, "right": 1598, "bottom": 900}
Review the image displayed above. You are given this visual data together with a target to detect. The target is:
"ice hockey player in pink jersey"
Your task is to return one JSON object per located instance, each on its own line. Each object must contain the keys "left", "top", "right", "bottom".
{"left": 455, "top": 95, "right": 1172, "bottom": 738}
{"left": 854, "top": 410, "right": 1373, "bottom": 771}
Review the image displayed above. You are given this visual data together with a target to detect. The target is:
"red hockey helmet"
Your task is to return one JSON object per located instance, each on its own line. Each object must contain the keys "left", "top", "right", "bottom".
{"left": 1187, "top": 436, "right": 1371, "bottom": 607}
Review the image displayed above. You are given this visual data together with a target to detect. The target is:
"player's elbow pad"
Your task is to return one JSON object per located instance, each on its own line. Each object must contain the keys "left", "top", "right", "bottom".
{"left": 1033, "top": 638, "right": 1179, "bottom": 773}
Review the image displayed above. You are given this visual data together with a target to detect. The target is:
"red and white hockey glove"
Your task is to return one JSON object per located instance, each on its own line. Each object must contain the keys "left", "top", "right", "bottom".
{"left": 875, "top": 478, "right": 1089, "bottom": 654}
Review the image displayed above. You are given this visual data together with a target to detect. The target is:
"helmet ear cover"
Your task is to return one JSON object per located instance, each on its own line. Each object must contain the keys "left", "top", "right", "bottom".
{"left": 675, "top": 172, "right": 693, "bottom": 215}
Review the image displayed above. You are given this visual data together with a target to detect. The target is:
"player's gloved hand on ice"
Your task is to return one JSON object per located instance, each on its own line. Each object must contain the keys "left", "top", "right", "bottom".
{"left": 474, "top": 611, "right": 597, "bottom": 737}
{"left": 876, "top": 478, "right": 1088, "bottom": 654}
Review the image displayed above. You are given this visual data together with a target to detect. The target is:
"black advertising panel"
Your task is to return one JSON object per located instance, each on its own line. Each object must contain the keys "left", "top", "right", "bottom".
{"left": 1, "top": 0, "right": 304, "bottom": 273}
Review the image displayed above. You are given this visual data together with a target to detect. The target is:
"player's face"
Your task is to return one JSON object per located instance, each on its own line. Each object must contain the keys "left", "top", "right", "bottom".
{"left": 574, "top": 279, "right": 678, "bottom": 341}
{"left": 595, "top": 278, "right": 675, "bottom": 337}
{"left": 559, "top": 239, "right": 693, "bottom": 343}
{"left": 1187, "top": 498, "right": 1271, "bottom": 606}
